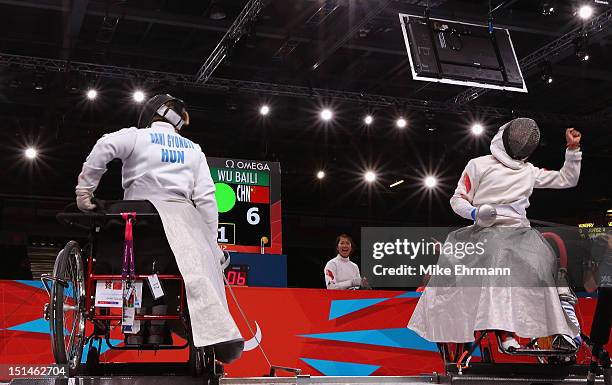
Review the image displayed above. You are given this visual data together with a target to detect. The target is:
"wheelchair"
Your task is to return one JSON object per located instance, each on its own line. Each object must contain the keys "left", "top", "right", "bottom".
{"left": 437, "top": 231, "right": 610, "bottom": 383}
{"left": 41, "top": 200, "right": 223, "bottom": 383}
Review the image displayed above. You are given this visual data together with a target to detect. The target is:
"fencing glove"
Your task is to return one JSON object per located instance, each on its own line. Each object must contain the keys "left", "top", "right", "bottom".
{"left": 475, "top": 204, "right": 497, "bottom": 227}
{"left": 76, "top": 189, "right": 96, "bottom": 212}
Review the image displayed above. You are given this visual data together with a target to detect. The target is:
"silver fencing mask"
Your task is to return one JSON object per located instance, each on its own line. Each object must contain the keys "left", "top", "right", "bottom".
{"left": 138, "top": 94, "right": 187, "bottom": 130}
{"left": 502, "top": 118, "right": 540, "bottom": 160}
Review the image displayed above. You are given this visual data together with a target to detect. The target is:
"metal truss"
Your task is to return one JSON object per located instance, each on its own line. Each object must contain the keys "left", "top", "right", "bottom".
{"left": 312, "top": 0, "right": 393, "bottom": 70}
{"left": 452, "top": 7, "right": 612, "bottom": 104}
{"left": 195, "top": 0, "right": 265, "bottom": 83}
{"left": 0, "top": 52, "right": 601, "bottom": 124}
{"left": 305, "top": 0, "right": 340, "bottom": 26}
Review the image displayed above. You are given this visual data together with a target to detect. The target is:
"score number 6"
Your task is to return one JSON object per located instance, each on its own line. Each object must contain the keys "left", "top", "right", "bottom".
{"left": 247, "top": 207, "right": 260, "bottom": 225}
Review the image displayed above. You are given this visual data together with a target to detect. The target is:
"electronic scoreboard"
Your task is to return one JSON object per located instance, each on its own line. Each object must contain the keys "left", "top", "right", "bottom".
{"left": 207, "top": 157, "right": 282, "bottom": 254}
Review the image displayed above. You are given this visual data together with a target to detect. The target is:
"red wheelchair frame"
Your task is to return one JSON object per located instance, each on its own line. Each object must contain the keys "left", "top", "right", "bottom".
{"left": 438, "top": 231, "right": 582, "bottom": 374}
{"left": 41, "top": 210, "right": 220, "bottom": 381}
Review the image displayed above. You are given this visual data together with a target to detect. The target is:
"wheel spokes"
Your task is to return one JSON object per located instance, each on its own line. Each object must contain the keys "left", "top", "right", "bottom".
{"left": 51, "top": 244, "right": 86, "bottom": 371}
{"left": 63, "top": 250, "right": 83, "bottom": 367}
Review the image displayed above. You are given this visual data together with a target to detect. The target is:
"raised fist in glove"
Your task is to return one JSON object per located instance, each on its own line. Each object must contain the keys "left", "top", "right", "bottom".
{"left": 565, "top": 128, "right": 581, "bottom": 150}
{"left": 472, "top": 204, "right": 497, "bottom": 227}
{"left": 76, "top": 189, "right": 96, "bottom": 212}
{"left": 351, "top": 277, "right": 362, "bottom": 287}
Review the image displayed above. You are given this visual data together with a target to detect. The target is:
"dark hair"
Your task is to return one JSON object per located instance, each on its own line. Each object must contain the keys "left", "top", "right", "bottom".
{"left": 335, "top": 234, "right": 354, "bottom": 256}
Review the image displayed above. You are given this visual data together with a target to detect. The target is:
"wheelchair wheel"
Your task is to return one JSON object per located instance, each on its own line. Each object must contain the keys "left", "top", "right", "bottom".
{"left": 49, "top": 241, "right": 86, "bottom": 374}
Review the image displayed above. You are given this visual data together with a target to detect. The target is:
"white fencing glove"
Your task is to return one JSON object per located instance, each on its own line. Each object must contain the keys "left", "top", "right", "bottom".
{"left": 474, "top": 204, "right": 497, "bottom": 227}
{"left": 351, "top": 277, "right": 362, "bottom": 287}
{"left": 76, "top": 189, "right": 96, "bottom": 212}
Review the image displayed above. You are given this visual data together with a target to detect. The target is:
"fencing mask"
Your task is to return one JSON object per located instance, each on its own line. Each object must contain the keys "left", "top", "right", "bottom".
{"left": 138, "top": 94, "right": 188, "bottom": 130}
{"left": 502, "top": 118, "right": 541, "bottom": 160}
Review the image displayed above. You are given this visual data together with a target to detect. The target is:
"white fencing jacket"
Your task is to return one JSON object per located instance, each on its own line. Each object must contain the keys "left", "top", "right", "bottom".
{"left": 324, "top": 255, "right": 361, "bottom": 290}
{"left": 76, "top": 121, "right": 242, "bottom": 347}
{"left": 450, "top": 124, "right": 582, "bottom": 227}
{"left": 76, "top": 121, "right": 218, "bottom": 240}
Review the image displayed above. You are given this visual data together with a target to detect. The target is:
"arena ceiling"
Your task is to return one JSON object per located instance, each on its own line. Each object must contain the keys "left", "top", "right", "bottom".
{"left": 0, "top": 0, "right": 610, "bottom": 236}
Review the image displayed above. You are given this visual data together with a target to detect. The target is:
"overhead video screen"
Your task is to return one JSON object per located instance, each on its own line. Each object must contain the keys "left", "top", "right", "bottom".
{"left": 399, "top": 13, "right": 527, "bottom": 92}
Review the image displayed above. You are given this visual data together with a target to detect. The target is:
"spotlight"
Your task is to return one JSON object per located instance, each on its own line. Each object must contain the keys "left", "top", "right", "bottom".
{"left": 364, "top": 115, "right": 373, "bottom": 125}
{"left": 575, "top": 35, "right": 590, "bottom": 61}
{"left": 578, "top": 4, "right": 593, "bottom": 19}
{"left": 316, "top": 170, "right": 325, "bottom": 179}
{"left": 133, "top": 90, "right": 145, "bottom": 103}
{"left": 259, "top": 105, "right": 270, "bottom": 116}
{"left": 24, "top": 147, "right": 38, "bottom": 160}
{"left": 471, "top": 123, "right": 484, "bottom": 135}
{"left": 320, "top": 108, "right": 333, "bottom": 122}
{"left": 424, "top": 176, "right": 437, "bottom": 189}
{"left": 208, "top": 1, "right": 226, "bottom": 20}
{"left": 86, "top": 89, "right": 97, "bottom": 100}
{"left": 540, "top": 74, "right": 553, "bottom": 84}
{"left": 576, "top": 49, "right": 590, "bottom": 61}
{"left": 541, "top": 0, "right": 556, "bottom": 15}
{"left": 364, "top": 171, "right": 376, "bottom": 183}
{"left": 396, "top": 117, "right": 407, "bottom": 129}
{"left": 539, "top": 61, "right": 553, "bottom": 84}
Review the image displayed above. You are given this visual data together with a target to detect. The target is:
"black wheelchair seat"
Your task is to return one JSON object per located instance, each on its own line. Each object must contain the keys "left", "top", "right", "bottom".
{"left": 100, "top": 201, "right": 177, "bottom": 277}
{"left": 59, "top": 200, "right": 179, "bottom": 276}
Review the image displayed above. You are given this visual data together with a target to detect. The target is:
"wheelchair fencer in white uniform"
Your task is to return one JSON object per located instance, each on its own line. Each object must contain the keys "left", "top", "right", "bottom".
{"left": 75, "top": 94, "right": 244, "bottom": 363}
{"left": 408, "top": 119, "right": 583, "bottom": 350}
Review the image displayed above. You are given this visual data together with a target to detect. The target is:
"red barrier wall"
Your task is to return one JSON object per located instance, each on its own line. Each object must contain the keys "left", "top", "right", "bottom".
{"left": 0, "top": 281, "right": 609, "bottom": 379}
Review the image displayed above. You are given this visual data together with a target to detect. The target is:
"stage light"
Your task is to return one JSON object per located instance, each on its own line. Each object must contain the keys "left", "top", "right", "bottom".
{"left": 390, "top": 179, "right": 404, "bottom": 188}
{"left": 540, "top": 61, "right": 553, "bottom": 84}
{"left": 316, "top": 170, "right": 325, "bottom": 179}
{"left": 577, "top": 50, "right": 590, "bottom": 61}
{"left": 320, "top": 108, "right": 333, "bottom": 121}
{"left": 364, "top": 171, "right": 376, "bottom": 183}
{"left": 259, "top": 105, "right": 270, "bottom": 116}
{"left": 208, "top": 2, "right": 226, "bottom": 20}
{"left": 471, "top": 123, "right": 484, "bottom": 135}
{"left": 396, "top": 117, "right": 407, "bottom": 129}
{"left": 541, "top": 0, "right": 556, "bottom": 15}
{"left": 86, "top": 89, "right": 97, "bottom": 100}
{"left": 133, "top": 90, "right": 145, "bottom": 103}
{"left": 575, "top": 35, "right": 590, "bottom": 61}
{"left": 424, "top": 176, "right": 437, "bottom": 189}
{"left": 578, "top": 5, "right": 593, "bottom": 19}
{"left": 364, "top": 115, "right": 373, "bottom": 125}
{"left": 24, "top": 147, "right": 38, "bottom": 160}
